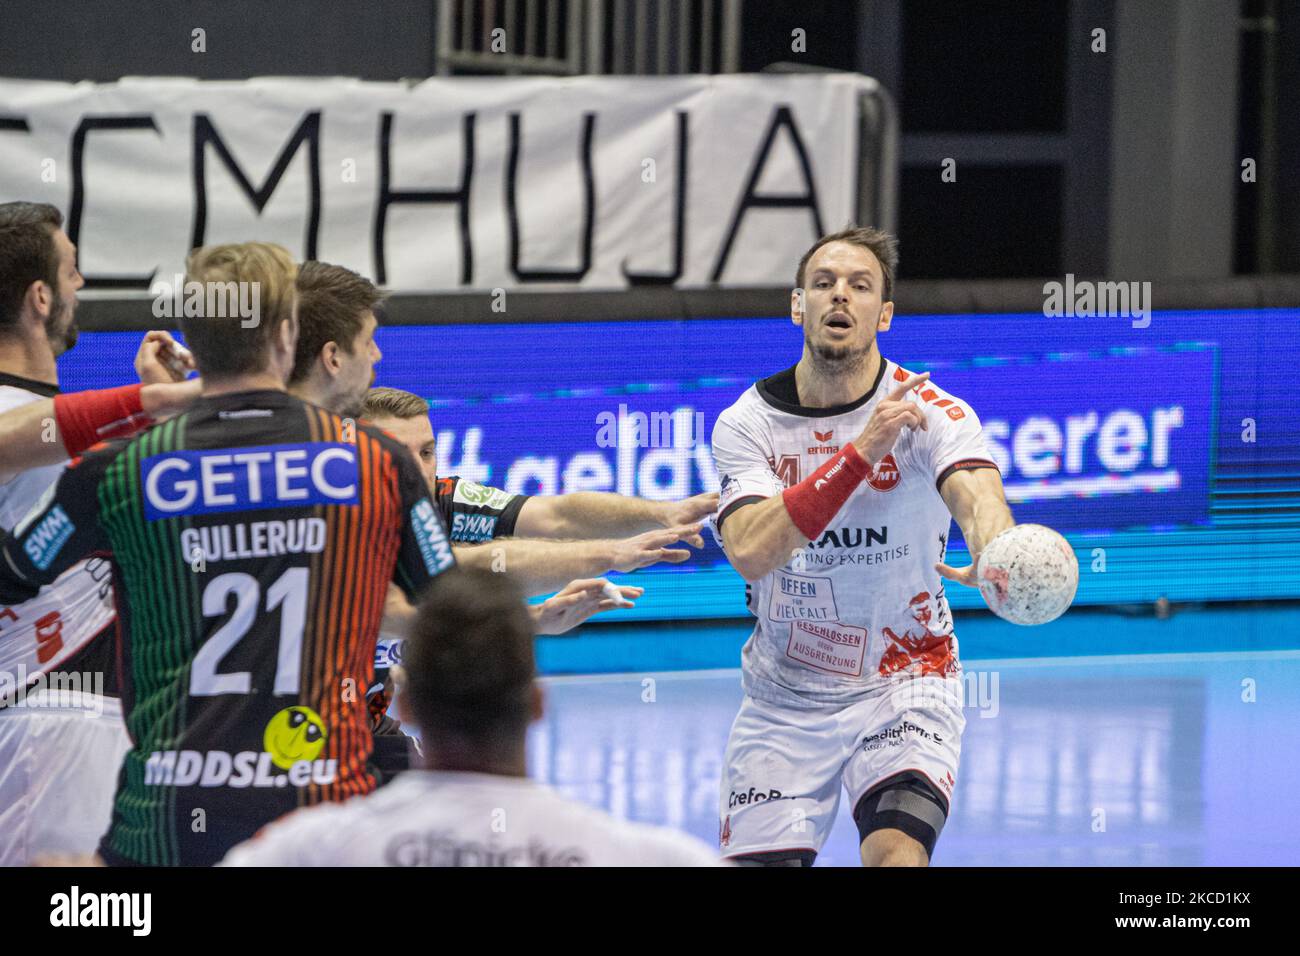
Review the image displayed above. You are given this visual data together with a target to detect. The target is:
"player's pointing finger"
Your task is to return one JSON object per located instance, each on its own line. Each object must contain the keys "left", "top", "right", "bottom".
{"left": 887, "top": 371, "right": 930, "bottom": 403}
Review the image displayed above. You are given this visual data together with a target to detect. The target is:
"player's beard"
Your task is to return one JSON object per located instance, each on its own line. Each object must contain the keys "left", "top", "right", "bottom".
{"left": 338, "top": 381, "right": 368, "bottom": 420}
{"left": 44, "top": 289, "right": 78, "bottom": 356}
{"left": 806, "top": 310, "right": 875, "bottom": 377}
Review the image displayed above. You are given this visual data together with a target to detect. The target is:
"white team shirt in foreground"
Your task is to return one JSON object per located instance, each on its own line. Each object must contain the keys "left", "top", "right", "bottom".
{"left": 711, "top": 359, "right": 998, "bottom": 709}
{"left": 0, "top": 380, "right": 129, "bottom": 865}
{"left": 222, "top": 770, "right": 723, "bottom": 866}
{"left": 0, "top": 384, "right": 116, "bottom": 691}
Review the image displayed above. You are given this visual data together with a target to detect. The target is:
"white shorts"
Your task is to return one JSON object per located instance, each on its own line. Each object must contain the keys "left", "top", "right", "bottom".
{"left": 718, "top": 677, "right": 965, "bottom": 860}
{"left": 0, "top": 692, "right": 131, "bottom": 866}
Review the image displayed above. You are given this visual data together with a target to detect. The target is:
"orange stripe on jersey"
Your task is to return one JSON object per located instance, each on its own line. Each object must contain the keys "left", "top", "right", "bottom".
{"left": 293, "top": 408, "right": 409, "bottom": 806}
{"left": 302, "top": 405, "right": 326, "bottom": 808}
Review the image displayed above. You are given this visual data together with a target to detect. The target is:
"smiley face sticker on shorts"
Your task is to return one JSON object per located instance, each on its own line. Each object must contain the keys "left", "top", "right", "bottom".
{"left": 263, "top": 705, "right": 327, "bottom": 770}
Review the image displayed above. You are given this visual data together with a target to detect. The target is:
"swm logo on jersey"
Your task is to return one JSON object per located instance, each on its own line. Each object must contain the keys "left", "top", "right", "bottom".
{"left": 411, "top": 498, "right": 454, "bottom": 574}
{"left": 450, "top": 512, "right": 499, "bottom": 542}
{"left": 140, "top": 442, "right": 360, "bottom": 520}
{"left": 24, "top": 506, "right": 76, "bottom": 571}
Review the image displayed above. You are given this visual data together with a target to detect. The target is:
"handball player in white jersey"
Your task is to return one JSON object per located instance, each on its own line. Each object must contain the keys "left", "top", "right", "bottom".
{"left": 0, "top": 201, "right": 198, "bottom": 864}
{"left": 712, "top": 226, "right": 1015, "bottom": 866}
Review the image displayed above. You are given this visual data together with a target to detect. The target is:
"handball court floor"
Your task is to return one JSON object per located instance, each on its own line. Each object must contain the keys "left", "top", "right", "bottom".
{"left": 521, "top": 603, "right": 1300, "bottom": 866}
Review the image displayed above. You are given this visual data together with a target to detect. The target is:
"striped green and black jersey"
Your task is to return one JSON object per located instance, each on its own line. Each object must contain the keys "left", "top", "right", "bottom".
{"left": 0, "top": 389, "right": 454, "bottom": 866}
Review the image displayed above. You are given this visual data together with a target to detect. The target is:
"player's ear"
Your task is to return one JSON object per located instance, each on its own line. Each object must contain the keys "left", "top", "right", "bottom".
{"left": 279, "top": 309, "right": 299, "bottom": 356}
{"left": 790, "top": 287, "right": 806, "bottom": 328}
{"left": 877, "top": 300, "right": 894, "bottom": 332}
{"left": 24, "top": 278, "right": 52, "bottom": 322}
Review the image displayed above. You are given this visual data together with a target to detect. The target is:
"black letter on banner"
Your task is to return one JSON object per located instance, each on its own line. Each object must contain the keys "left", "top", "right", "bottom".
{"left": 506, "top": 112, "right": 596, "bottom": 282}
{"left": 623, "top": 111, "right": 687, "bottom": 287}
{"left": 191, "top": 112, "right": 322, "bottom": 259}
{"left": 0, "top": 117, "right": 32, "bottom": 185}
{"left": 69, "top": 116, "right": 160, "bottom": 289}
{"left": 711, "top": 105, "right": 824, "bottom": 283}
{"left": 374, "top": 112, "right": 474, "bottom": 286}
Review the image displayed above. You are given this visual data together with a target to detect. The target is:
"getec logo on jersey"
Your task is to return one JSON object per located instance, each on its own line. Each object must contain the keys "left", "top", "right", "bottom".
{"left": 140, "top": 442, "right": 360, "bottom": 521}
{"left": 411, "top": 498, "right": 454, "bottom": 574}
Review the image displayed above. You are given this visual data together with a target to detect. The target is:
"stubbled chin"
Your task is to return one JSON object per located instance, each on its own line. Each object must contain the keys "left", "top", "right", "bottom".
{"left": 48, "top": 326, "right": 78, "bottom": 358}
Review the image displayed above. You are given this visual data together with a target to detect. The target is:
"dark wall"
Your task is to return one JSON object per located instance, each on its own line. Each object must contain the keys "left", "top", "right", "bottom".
{"left": 0, "top": 0, "right": 437, "bottom": 81}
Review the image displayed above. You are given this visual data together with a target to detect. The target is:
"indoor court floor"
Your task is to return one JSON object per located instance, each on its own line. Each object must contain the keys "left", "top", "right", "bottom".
{"left": 527, "top": 605, "right": 1300, "bottom": 866}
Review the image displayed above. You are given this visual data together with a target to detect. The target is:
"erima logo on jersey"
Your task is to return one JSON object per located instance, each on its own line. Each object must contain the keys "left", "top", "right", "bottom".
{"left": 411, "top": 499, "right": 454, "bottom": 574}
{"left": 451, "top": 512, "right": 499, "bottom": 542}
{"left": 140, "top": 442, "right": 359, "bottom": 521}
{"left": 24, "top": 505, "right": 75, "bottom": 571}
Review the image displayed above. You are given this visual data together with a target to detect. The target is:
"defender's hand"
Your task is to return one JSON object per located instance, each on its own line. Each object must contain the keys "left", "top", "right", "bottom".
{"left": 135, "top": 330, "right": 195, "bottom": 384}
{"left": 609, "top": 524, "right": 704, "bottom": 572}
{"left": 532, "top": 578, "right": 644, "bottom": 634}
{"left": 664, "top": 492, "right": 720, "bottom": 528}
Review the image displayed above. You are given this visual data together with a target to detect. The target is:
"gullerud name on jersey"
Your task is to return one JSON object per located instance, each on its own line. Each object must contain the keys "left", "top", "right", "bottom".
{"left": 141, "top": 442, "right": 360, "bottom": 521}
{"left": 180, "top": 518, "right": 327, "bottom": 563}
{"left": 144, "top": 749, "right": 337, "bottom": 788}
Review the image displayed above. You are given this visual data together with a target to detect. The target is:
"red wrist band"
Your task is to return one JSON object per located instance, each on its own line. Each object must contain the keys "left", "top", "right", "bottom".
{"left": 54, "top": 383, "right": 151, "bottom": 456}
{"left": 782, "top": 443, "right": 873, "bottom": 541}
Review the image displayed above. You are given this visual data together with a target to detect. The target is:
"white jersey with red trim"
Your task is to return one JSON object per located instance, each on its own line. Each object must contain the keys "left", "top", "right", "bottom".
{"left": 711, "top": 358, "right": 999, "bottom": 709}
{"left": 221, "top": 769, "right": 723, "bottom": 867}
{"left": 0, "top": 383, "right": 115, "bottom": 694}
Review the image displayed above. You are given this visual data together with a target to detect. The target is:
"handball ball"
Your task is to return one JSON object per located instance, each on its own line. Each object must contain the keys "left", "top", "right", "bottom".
{"left": 976, "top": 524, "right": 1078, "bottom": 626}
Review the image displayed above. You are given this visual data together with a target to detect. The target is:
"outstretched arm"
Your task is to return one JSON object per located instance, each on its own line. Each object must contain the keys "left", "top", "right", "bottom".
{"left": 512, "top": 491, "right": 717, "bottom": 540}
{"left": 935, "top": 467, "right": 1015, "bottom": 588}
{"left": 378, "top": 578, "right": 644, "bottom": 638}
{"left": 0, "top": 380, "right": 200, "bottom": 484}
{"left": 450, "top": 524, "right": 704, "bottom": 596}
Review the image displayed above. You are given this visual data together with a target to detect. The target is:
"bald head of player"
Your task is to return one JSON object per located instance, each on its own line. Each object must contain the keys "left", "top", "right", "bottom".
{"left": 0, "top": 202, "right": 84, "bottom": 372}
{"left": 287, "top": 262, "right": 383, "bottom": 419}
{"left": 179, "top": 242, "right": 300, "bottom": 391}
{"left": 394, "top": 566, "right": 542, "bottom": 776}
{"left": 792, "top": 226, "right": 898, "bottom": 378}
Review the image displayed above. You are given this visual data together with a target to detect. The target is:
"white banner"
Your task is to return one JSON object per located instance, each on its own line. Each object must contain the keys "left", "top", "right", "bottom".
{"left": 0, "top": 74, "right": 874, "bottom": 292}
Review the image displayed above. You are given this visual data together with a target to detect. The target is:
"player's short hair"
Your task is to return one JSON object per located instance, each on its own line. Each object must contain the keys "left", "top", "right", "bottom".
{"left": 795, "top": 225, "right": 899, "bottom": 303}
{"left": 0, "top": 202, "right": 64, "bottom": 335}
{"left": 362, "top": 386, "right": 429, "bottom": 422}
{"left": 402, "top": 567, "right": 536, "bottom": 750}
{"left": 289, "top": 261, "right": 385, "bottom": 385}
{"left": 180, "top": 242, "right": 299, "bottom": 379}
